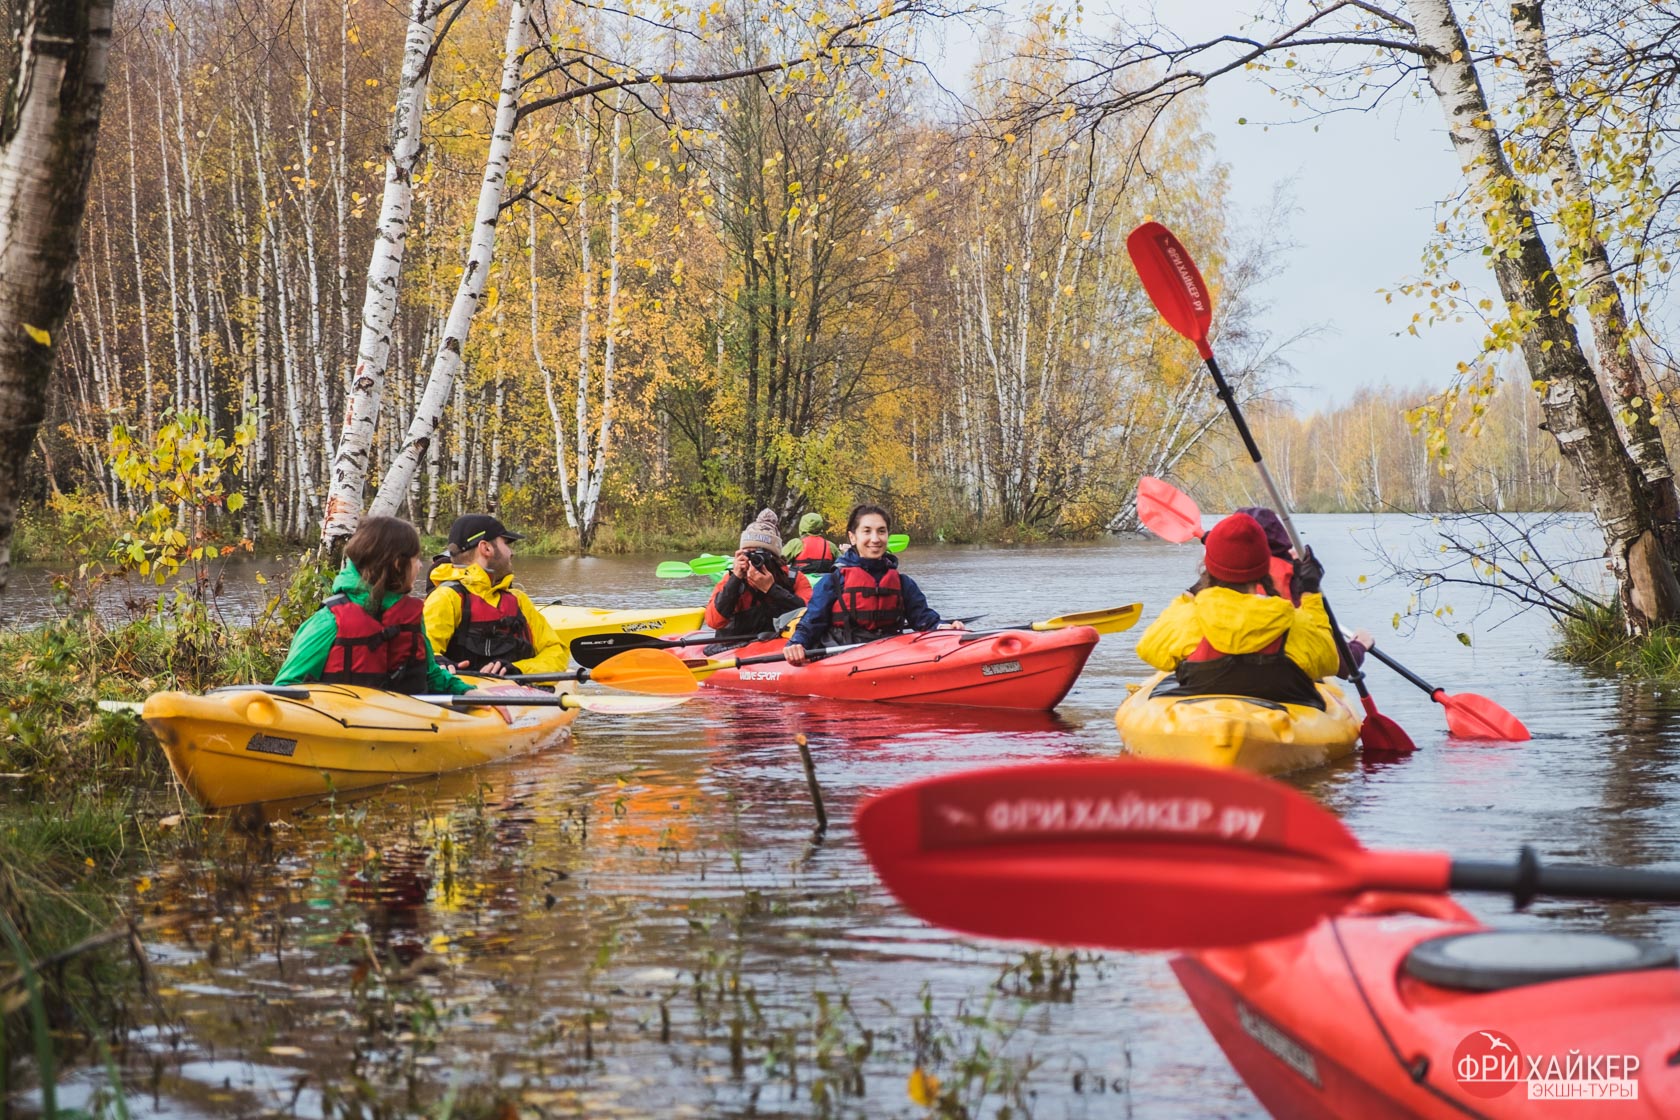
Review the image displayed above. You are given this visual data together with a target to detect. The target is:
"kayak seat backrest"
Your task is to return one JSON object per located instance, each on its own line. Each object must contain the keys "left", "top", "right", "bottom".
{"left": 1156, "top": 688, "right": 1288, "bottom": 712}
{"left": 1404, "top": 930, "right": 1676, "bottom": 992}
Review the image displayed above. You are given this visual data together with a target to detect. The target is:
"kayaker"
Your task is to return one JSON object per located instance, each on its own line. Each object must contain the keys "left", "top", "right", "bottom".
{"left": 784, "top": 504, "right": 960, "bottom": 664}
{"left": 705, "top": 509, "right": 814, "bottom": 638}
{"left": 274, "top": 517, "right": 479, "bottom": 698}
{"left": 781, "top": 512, "right": 837, "bottom": 575}
{"left": 1136, "top": 512, "right": 1340, "bottom": 708}
{"left": 424, "top": 513, "right": 568, "bottom": 677}
{"left": 1236, "top": 504, "right": 1371, "bottom": 669}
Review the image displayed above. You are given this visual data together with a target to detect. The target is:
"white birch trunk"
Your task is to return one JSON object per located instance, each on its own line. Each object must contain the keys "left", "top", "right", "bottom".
{"left": 319, "top": 0, "right": 443, "bottom": 545}
{"left": 532, "top": 204, "right": 579, "bottom": 529}
{"left": 367, "top": 0, "right": 529, "bottom": 519}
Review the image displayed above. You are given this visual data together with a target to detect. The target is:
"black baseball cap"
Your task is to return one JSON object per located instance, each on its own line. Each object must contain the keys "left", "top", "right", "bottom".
{"left": 446, "top": 514, "right": 524, "bottom": 552}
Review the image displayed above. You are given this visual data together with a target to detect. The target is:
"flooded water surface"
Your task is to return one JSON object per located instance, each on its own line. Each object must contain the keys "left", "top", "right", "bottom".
{"left": 31, "top": 514, "right": 1680, "bottom": 1118}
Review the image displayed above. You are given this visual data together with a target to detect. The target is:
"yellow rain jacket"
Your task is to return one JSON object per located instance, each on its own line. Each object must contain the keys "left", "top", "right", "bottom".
{"left": 424, "top": 563, "right": 569, "bottom": 674}
{"left": 1136, "top": 587, "right": 1340, "bottom": 680}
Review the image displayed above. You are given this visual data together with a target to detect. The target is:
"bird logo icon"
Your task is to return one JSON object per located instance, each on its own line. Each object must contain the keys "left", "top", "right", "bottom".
{"left": 1479, "top": 1032, "right": 1514, "bottom": 1053}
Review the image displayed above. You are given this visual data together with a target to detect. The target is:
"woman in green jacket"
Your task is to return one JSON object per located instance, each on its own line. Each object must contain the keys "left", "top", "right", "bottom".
{"left": 274, "top": 516, "right": 475, "bottom": 696}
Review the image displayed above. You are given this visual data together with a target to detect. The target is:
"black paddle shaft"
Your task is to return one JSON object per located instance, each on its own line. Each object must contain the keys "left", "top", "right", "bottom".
{"left": 1364, "top": 645, "right": 1440, "bottom": 695}
{"left": 1201, "top": 352, "right": 1370, "bottom": 694}
{"left": 1451, "top": 846, "right": 1680, "bottom": 908}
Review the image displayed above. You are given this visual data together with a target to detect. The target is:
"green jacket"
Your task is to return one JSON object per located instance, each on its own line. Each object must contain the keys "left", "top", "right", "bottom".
{"left": 274, "top": 561, "right": 471, "bottom": 694}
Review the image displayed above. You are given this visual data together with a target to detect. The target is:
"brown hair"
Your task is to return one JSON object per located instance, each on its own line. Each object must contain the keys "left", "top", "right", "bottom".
{"left": 1190, "top": 568, "right": 1283, "bottom": 599}
{"left": 846, "top": 504, "right": 891, "bottom": 533}
{"left": 344, "top": 516, "right": 422, "bottom": 597}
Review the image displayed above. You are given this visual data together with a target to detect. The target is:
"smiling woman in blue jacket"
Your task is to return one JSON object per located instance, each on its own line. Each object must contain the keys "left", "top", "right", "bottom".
{"left": 784, "top": 505, "right": 961, "bottom": 664}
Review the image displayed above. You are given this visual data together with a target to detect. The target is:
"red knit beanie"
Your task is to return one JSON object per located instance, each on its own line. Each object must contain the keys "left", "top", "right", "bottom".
{"left": 1203, "top": 513, "right": 1272, "bottom": 583}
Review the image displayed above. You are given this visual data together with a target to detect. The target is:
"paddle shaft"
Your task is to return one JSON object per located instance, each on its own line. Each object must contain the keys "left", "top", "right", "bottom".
{"left": 1363, "top": 643, "right": 1441, "bottom": 697}
{"left": 1201, "top": 352, "right": 1369, "bottom": 697}
{"left": 415, "top": 693, "right": 577, "bottom": 707}
{"left": 1450, "top": 847, "right": 1680, "bottom": 905}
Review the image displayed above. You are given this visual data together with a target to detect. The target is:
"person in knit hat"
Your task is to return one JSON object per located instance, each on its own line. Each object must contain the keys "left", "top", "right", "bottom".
{"left": 705, "top": 509, "right": 813, "bottom": 638}
{"left": 1235, "top": 504, "right": 1371, "bottom": 674}
{"left": 1136, "top": 512, "right": 1339, "bottom": 708}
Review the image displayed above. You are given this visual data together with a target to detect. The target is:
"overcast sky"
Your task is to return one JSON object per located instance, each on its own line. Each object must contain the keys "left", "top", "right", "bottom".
{"left": 923, "top": 2, "right": 1497, "bottom": 411}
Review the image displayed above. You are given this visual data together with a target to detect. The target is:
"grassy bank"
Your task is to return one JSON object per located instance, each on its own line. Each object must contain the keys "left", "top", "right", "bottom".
{"left": 0, "top": 563, "right": 322, "bottom": 1099}
{"left": 1554, "top": 598, "right": 1680, "bottom": 680}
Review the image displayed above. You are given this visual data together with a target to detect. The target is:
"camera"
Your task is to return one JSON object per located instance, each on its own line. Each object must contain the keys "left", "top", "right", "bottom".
{"left": 746, "top": 549, "right": 778, "bottom": 572}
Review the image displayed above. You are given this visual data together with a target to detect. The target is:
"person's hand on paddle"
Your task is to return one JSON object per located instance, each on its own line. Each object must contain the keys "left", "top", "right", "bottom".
{"left": 455, "top": 658, "right": 513, "bottom": 677}
{"left": 944, "top": 619, "right": 966, "bottom": 631}
{"left": 1352, "top": 628, "right": 1374, "bottom": 651}
{"left": 1291, "top": 547, "right": 1324, "bottom": 597}
{"left": 784, "top": 642, "right": 808, "bottom": 666}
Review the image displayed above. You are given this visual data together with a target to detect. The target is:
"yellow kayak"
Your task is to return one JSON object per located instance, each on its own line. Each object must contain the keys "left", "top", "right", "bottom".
{"left": 1115, "top": 671, "right": 1361, "bottom": 775}
{"left": 538, "top": 604, "right": 704, "bottom": 649}
{"left": 143, "top": 684, "right": 577, "bottom": 809}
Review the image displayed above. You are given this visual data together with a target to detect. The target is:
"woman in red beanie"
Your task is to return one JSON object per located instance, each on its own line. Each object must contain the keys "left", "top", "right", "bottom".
{"left": 1135, "top": 512, "right": 1340, "bottom": 707}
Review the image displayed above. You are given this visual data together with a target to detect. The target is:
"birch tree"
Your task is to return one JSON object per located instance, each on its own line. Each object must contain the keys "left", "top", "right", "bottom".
{"left": 0, "top": 0, "right": 113, "bottom": 595}
{"left": 320, "top": 0, "right": 463, "bottom": 550}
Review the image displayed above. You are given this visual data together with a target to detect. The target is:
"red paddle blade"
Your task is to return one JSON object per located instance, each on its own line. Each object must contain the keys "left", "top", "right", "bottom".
{"left": 1356, "top": 696, "right": 1417, "bottom": 754}
{"left": 854, "top": 760, "right": 1450, "bottom": 951}
{"left": 1437, "top": 691, "right": 1531, "bottom": 741}
{"left": 1126, "top": 222, "right": 1215, "bottom": 359}
{"left": 1136, "top": 476, "right": 1203, "bottom": 543}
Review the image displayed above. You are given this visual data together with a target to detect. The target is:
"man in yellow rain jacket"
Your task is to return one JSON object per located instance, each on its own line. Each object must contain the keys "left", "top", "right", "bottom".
{"left": 424, "top": 514, "right": 569, "bottom": 676}
{"left": 1136, "top": 512, "right": 1340, "bottom": 708}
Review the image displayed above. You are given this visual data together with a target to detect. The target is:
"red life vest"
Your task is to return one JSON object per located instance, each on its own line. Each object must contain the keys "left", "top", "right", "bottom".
{"left": 320, "top": 594, "right": 431, "bottom": 693}
{"left": 1268, "top": 556, "right": 1297, "bottom": 604}
{"left": 790, "top": 535, "right": 837, "bottom": 575}
{"left": 829, "top": 564, "right": 904, "bottom": 637}
{"left": 441, "top": 581, "right": 535, "bottom": 666}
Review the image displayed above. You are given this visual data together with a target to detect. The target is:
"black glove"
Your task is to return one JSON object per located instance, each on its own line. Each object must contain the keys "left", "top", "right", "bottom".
{"left": 1291, "top": 547, "right": 1324, "bottom": 597}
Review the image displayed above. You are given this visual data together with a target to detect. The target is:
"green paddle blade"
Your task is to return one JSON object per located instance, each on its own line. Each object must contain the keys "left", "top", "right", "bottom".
{"left": 690, "top": 554, "right": 732, "bottom": 575}
{"left": 888, "top": 534, "right": 910, "bottom": 552}
{"left": 655, "top": 561, "right": 694, "bottom": 578}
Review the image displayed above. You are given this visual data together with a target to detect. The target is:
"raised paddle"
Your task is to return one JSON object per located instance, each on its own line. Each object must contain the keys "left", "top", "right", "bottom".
{"left": 855, "top": 759, "right": 1680, "bottom": 952}
{"left": 1127, "top": 222, "right": 1414, "bottom": 754}
{"left": 1138, "top": 477, "right": 1530, "bottom": 742}
{"left": 958, "top": 603, "right": 1144, "bottom": 640}
{"left": 1136, "top": 475, "right": 1204, "bottom": 542}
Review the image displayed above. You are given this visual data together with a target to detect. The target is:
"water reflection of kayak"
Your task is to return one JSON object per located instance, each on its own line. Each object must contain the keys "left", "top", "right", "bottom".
{"left": 143, "top": 684, "right": 577, "bottom": 809}
{"left": 1115, "top": 670, "right": 1360, "bottom": 775}
{"left": 699, "top": 627, "right": 1098, "bottom": 710}
{"left": 700, "top": 690, "right": 1080, "bottom": 745}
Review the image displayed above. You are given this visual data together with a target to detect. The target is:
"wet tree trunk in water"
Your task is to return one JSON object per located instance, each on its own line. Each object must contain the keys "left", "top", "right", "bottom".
{"left": 0, "top": 0, "right": 113, "bottom": 597}
{"left": 1411, "top": 0, "right": 1680, "bottom": 633}
{"left": 1509, "top": 0, "right": 1680, "bottom": 563}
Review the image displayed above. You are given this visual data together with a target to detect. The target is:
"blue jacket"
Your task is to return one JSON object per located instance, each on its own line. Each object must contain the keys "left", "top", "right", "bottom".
{"left": 788, "top": 549, "right": 941, "bottom": 647}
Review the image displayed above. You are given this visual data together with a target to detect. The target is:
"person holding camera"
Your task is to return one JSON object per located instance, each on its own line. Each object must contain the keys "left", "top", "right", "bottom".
{"left": 704, "top": 509, "right": 814, "bottom": 638}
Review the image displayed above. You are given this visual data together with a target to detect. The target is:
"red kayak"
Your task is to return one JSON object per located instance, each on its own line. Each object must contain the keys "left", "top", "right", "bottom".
{"left": 699, "top": 627, "right": 1097, "bottom": 710}
{"left": 853, "top": 759, "right": 1680, "bottom": 1118}
{"left": 1178, "top": 890, "right": 1679, "bottom": 1118}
